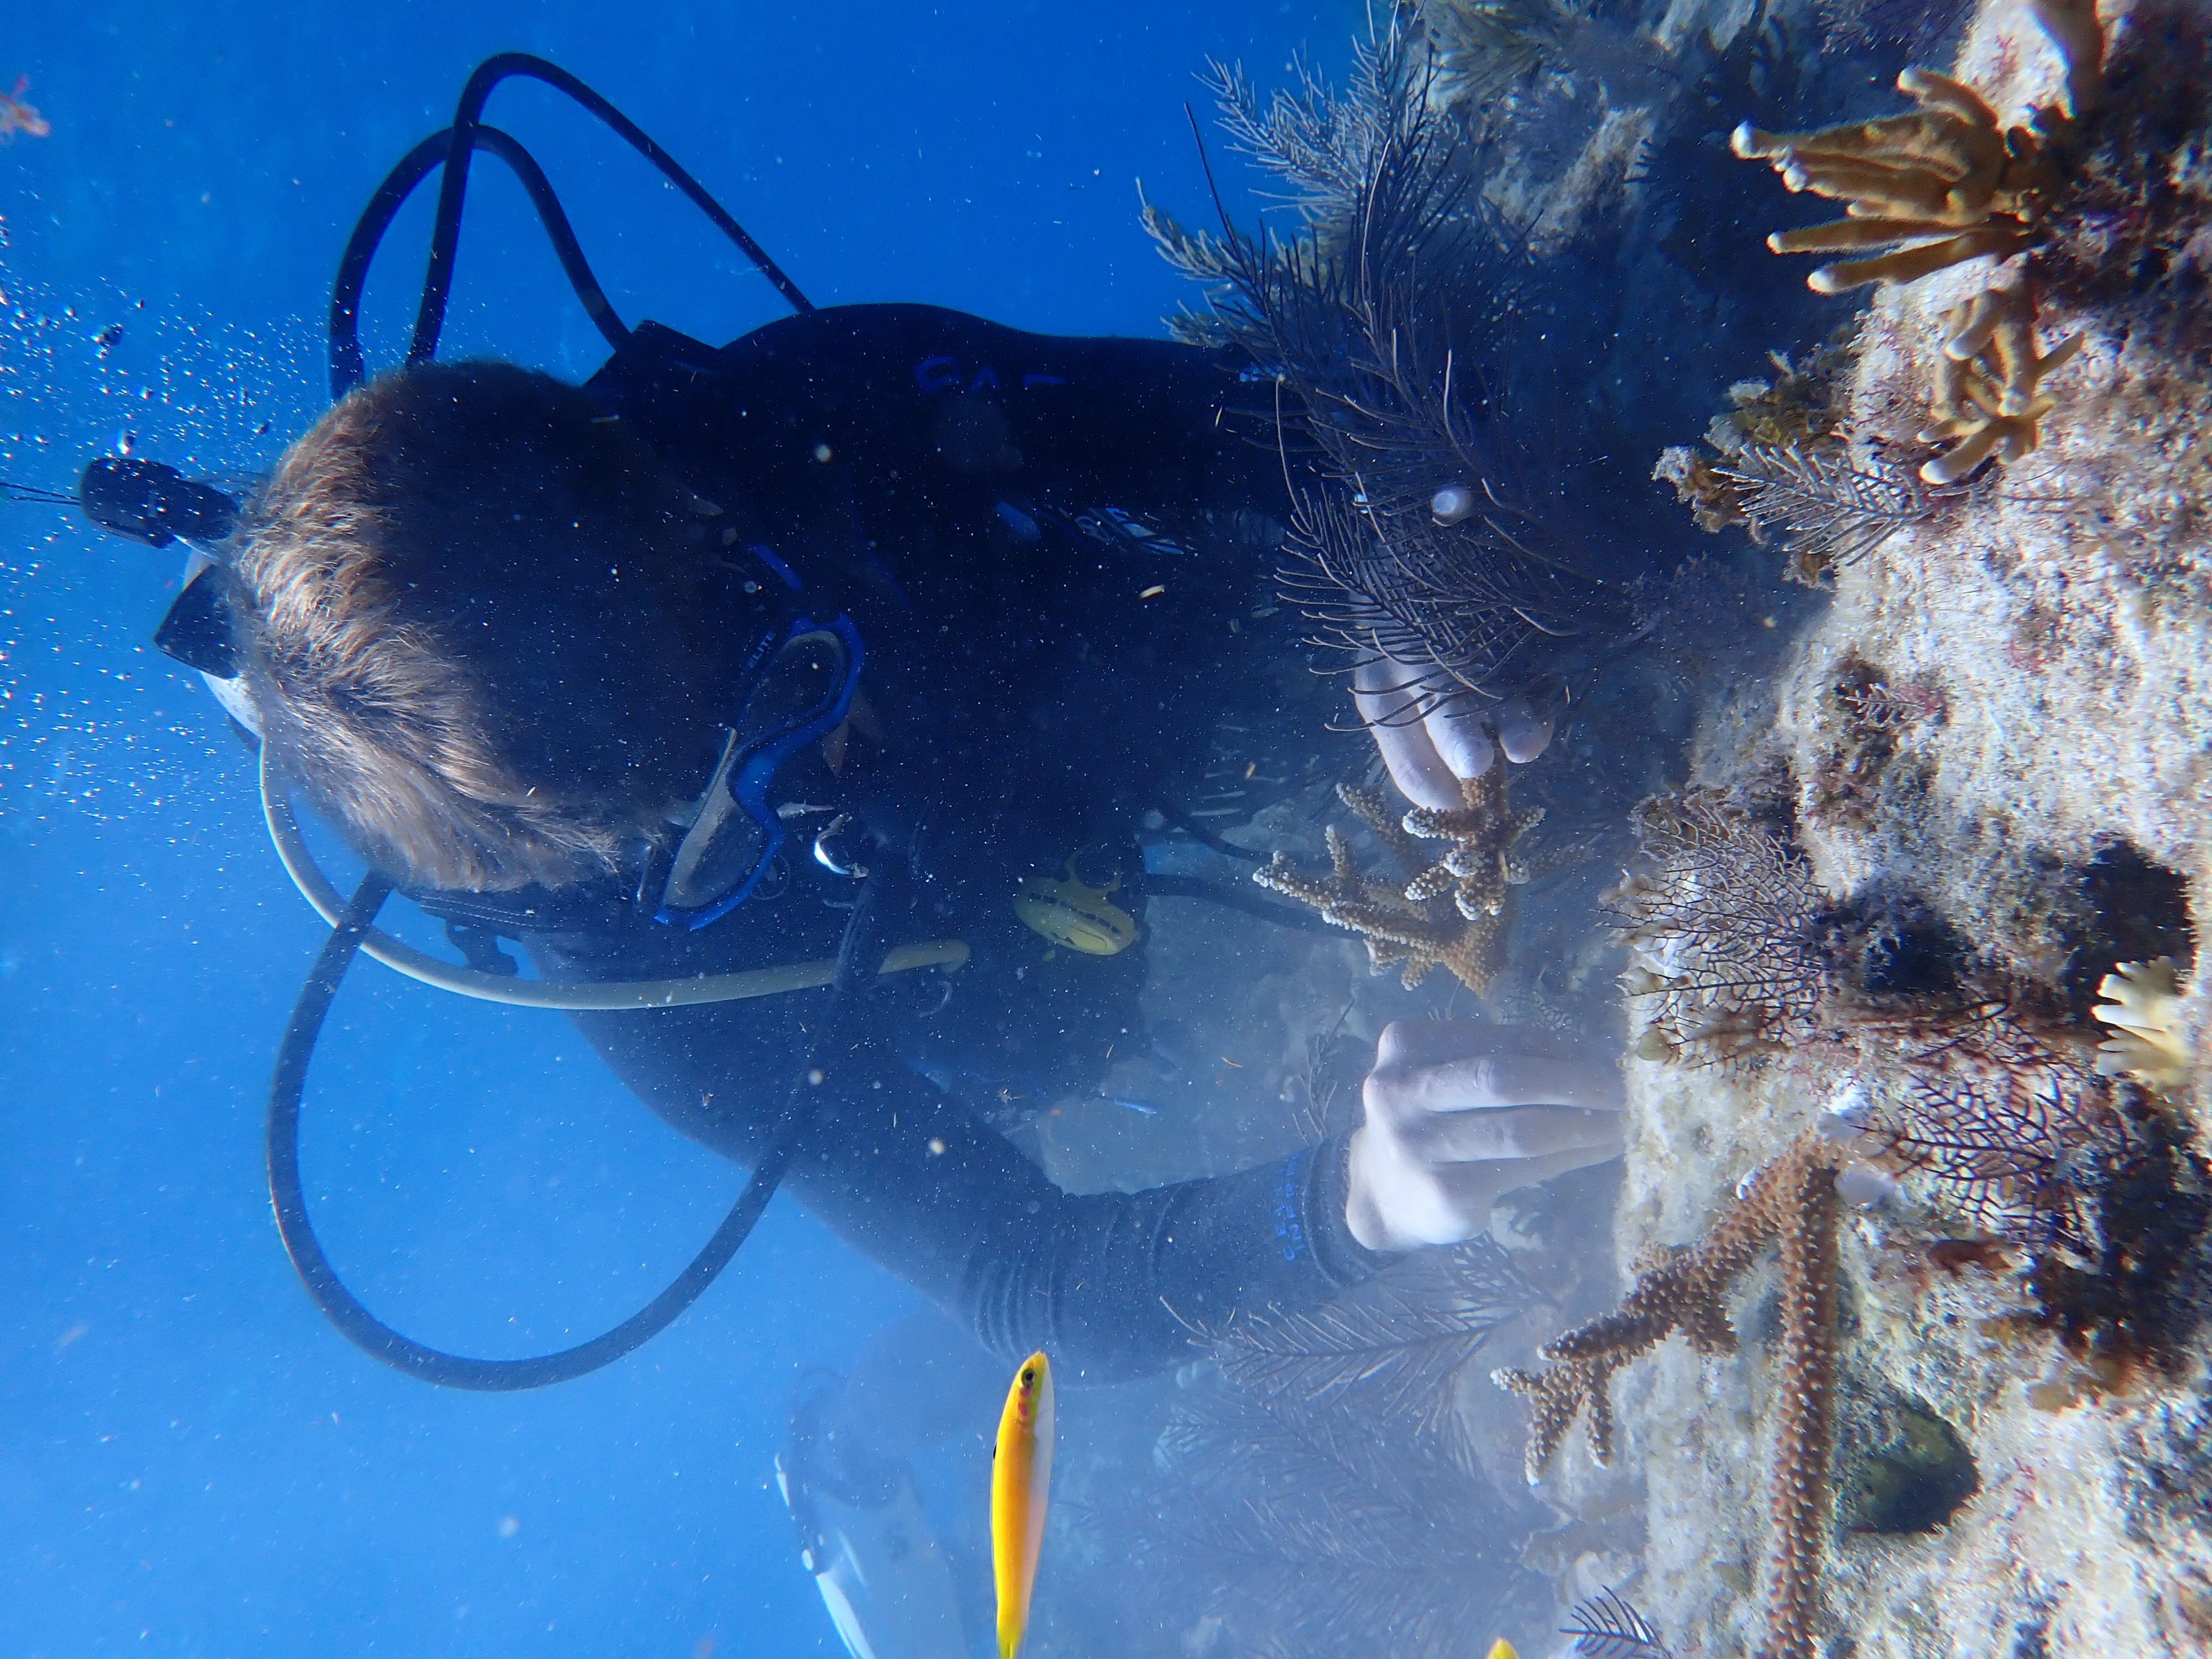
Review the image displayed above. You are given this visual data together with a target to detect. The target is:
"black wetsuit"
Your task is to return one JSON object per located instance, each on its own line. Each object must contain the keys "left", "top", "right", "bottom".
{"left": 478, "top": 305, "right": 1392, "bottom": 1383}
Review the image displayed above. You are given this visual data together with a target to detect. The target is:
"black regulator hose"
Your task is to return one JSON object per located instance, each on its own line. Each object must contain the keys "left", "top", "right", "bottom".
{"left": 265, "top": 871, "right": 806, "bottom": 1390}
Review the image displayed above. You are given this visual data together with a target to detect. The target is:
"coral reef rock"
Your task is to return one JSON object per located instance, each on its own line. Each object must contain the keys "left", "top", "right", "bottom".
{"left": 1615, "top": 0, "right": 2212, "bottom": 1653}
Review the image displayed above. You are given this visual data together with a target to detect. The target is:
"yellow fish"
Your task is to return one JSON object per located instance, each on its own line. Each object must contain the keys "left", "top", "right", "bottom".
{"left": 1485, "top": 1642, "right": 1520, "bottom": 1659}
{"left": 991, "top": 1350, "right": 1055, "bottom": 1659}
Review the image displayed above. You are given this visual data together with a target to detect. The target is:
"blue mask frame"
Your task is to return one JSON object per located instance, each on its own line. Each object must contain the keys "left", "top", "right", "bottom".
{"left": 656, "top": 612, "right": 865, "bottom": 928}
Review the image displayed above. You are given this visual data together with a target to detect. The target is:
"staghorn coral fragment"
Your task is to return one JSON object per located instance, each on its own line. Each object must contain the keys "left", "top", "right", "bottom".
{"left": 1766, "top": 1164, "right": 1839, "bottom": 1659}
{"left": 1918, "top": 280, "right": 2084, "bottom": 483}
{"left": 2093, "top": 956, "right": 2192, "bottom": 1094}
{"left": 1495, "top": 1130, "right": 1844, "bottom": 1658}
{"left": 1401, "top": 760, "right": 1546, "bottom": 921}
{"left": 1254, "top": 769, "right": 1538, "bottom": 993}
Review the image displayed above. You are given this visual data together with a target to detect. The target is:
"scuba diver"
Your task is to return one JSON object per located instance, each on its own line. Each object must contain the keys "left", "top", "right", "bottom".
{"left": 70, "top": 56, "right": 1623, "bottom": 1390}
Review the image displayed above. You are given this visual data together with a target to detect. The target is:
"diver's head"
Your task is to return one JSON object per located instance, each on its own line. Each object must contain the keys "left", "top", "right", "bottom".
{"left": 232, "top": 360, "right": 765, "bottom": 893}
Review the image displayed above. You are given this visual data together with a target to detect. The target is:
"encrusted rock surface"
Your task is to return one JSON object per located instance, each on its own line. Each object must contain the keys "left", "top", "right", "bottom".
{"left": 1599, "top": 1, "right": 2212, "bottom": 1651}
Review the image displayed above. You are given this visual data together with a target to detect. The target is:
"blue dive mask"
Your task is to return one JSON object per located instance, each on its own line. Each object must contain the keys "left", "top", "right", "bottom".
{"left": 656, "top": 613, "right": 865, "bottom": 928}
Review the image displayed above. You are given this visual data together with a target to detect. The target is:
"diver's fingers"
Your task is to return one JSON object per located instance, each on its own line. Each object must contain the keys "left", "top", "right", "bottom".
{"left": 1353, "top": 658, "right": 1462, "bottom": 810}
{"left": 1347, "top": 1127, "right": 1617, "bottom": 1250}
{"left": 1368, "top": 1046, "right": 1625, "bottom": 1115}
{"left": 1371, "top": 1019, "right": 1610, "bottom": 1078}
{"left": 1418, "top": 1145, "right": 1616, "bottom": 1222}
{"left": 1424, "top": 698, "right": 1497, "bottom": 781}
{"left": 1395, "top": 1100, "right": 1625, "bottom": 1167}
{"left": 1493, "top": 696, "right": 1554, "bottom": 765}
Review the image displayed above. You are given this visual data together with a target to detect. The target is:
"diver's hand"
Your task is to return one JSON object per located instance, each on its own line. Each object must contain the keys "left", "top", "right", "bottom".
{"left": 1345, "top": 1021, "right": 1625, "bottom": 1253}
{"left": 1353, "top": 655, "right": 1553, "bottom": 812}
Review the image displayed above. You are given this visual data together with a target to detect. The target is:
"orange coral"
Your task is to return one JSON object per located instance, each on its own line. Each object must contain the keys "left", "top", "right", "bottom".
{"left": 1495, "top": 1129, "right": 1844, "bottom": 1659}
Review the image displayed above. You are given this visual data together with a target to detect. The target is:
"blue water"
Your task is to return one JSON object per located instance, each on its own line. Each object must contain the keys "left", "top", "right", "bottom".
{"left": 0, "top": 4, "right": 1344, "bottom": 1653}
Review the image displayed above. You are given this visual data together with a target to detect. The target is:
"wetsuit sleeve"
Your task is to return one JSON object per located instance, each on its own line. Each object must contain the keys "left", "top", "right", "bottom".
{"left": 566, "top": 996, "right": 1397, "bottom": 1384}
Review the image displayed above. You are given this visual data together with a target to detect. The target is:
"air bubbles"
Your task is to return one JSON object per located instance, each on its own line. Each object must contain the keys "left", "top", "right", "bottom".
{"left": 113, "top": 430, "right": 136, "bottom": 457}
{"left": 1835, "top": 1163, "right": 1898, "bottom": 1209}
{"left": 1431, "top": 483, "right": 1476, "bottom": 524}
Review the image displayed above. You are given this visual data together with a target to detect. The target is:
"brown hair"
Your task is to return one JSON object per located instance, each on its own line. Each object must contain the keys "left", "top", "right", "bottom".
{"left": 232, "top": 361, "right": 733, "bottom": 891}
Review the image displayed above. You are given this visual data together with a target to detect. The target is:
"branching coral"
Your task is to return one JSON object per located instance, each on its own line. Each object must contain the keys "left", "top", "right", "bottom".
{"left": 1729, "top": 0, "right": 2106, "bottom": 484}
{"left": 1731, "top": 0, "right": 2102, "bottom": 292}
{"left": 1731, "top": 66, "right": 2066, "bottom": 294}
{"left": 2093, "top": 956, "right": 2192, "bottom": 1094}
{"left": 1255, "top": 770, "right": 1541, "bottom": 992}
{"left": 1495, "top": 1129, "right": 1844, "bottom": 1659}
{"left": 1919, "top": 278, "right": 2085, "bottom": 482}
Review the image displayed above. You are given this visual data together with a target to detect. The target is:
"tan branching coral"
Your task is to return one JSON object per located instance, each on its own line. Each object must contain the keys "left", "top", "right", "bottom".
{"left": 1919, "top": 278, "right": 2085, "bottom": 482}
{"left": 1731, "top": 67, "right": 2062, "bottom": 294}
{"left": 1727, "top": 1, "right": 2105, "bottom": 486}
{"left": 1254, "top": 768, "right": 1541, "bottom": 992}
{"left": 1730, "top": 0, "right": 2103, "bottom": 294}
{"left": 2094, "top": 957, "right": 2192, "bottom": 1094}
{"left": 1496, "top": 1129, "right": 1844, "bottom": 1659}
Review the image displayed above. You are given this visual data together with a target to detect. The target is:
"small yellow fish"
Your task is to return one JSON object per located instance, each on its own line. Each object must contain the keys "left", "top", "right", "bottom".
{"left": 1485, "top": 1642, "right": 1520, "bottom": 1659}
{"left": 991, "top": 1350, "right": 1055, "bottom": 1659}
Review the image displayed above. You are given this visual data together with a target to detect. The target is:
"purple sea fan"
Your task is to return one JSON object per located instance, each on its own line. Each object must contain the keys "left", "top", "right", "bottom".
{"left": 1610, "top": 793, "right": 1829, "bottom": 1066}
{"left": 1847, "top": 1021, "right": 2115, "bottom": 1242}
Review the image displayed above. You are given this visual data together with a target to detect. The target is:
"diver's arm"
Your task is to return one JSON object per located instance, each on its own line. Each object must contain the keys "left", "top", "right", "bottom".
{"left": 779, "top": 1062, "right": 1395, "bottom": 1385}
{"left": 562, "top": 995, "right": 1395, "bottom": 1383}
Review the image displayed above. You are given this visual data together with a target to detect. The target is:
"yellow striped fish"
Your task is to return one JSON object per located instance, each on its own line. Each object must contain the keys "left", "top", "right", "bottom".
{"left": 990, "top": 1350, "right": 1055, "bottom": 1659}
